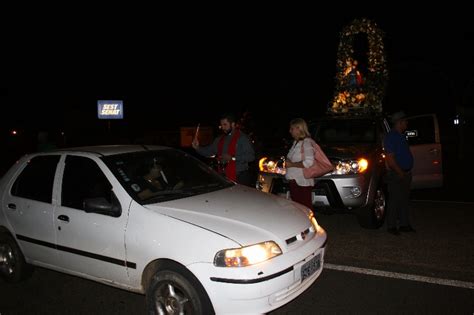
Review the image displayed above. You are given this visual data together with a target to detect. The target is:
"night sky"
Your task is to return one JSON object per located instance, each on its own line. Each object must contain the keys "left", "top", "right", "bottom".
{"left": 2, "top": 11, "right": 473, "bottom": 144}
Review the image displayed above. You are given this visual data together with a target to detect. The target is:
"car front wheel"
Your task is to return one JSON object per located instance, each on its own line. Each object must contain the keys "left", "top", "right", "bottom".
{"left": 0, "top": 234, "right": 33, "bottom": 283}
{"left": 146, "top": 268, "right": 214, "bottom": 315}
{"left": 357, "top": 186, "right": 386, "bottom": 229}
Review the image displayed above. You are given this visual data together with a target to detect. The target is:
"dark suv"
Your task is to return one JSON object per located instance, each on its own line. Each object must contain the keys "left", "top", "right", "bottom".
{"left": 257, "top": 111, "right": 444, "bottom": 228}
{"left": 257, "top": 113, "right": 390, "bottom": 229}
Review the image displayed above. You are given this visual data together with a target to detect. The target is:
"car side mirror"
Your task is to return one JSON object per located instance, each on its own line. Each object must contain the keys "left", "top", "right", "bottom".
{"left": 83, "top": 196, "right": 121, "bottom": 217}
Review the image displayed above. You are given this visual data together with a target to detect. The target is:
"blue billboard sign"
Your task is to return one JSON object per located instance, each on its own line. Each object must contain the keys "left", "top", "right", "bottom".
{"left": 97, "top": 100, "right": 124, "bottom": 119}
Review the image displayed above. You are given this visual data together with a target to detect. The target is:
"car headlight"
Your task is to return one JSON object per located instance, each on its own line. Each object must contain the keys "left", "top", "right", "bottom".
{"left": 259, "top": 157, "right": 286, "bottom": 175}
{"left": 214, "top": 241, "right": 282, "bottom": 267}
{"left": 309, "top": 211, "right": 319, "bottom": 233}
{"left": 333, "top": 158, "right": 368, "bottom": 175}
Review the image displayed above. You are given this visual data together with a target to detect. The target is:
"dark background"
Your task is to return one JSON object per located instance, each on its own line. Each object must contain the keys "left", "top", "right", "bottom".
{"left": 2, "top": 11, "right": 473, "bottom": 173}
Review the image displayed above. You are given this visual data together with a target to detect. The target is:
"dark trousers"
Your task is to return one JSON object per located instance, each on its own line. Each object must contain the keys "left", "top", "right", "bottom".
{"left": 236, "top": 170, "right": 253, "bottom": 187}
{"left": 386, "top": 171, "right": 412, "bottom": 229}
{"left": 289, "top": 180, "right": 314, "bottom": 212}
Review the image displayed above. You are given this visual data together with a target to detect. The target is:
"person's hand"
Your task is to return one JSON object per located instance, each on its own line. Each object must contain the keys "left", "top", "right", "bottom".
{"left": 147, "top": 164, "right": 163, "bottom": 179}
{"left": 192, "top": 138, "right": 199, "bottom": 149}
{"left": 285, "top": 161, "right": 293, "bottom": 168}
{"left": 221, "top": 153, "right": 232, "bottom": 162}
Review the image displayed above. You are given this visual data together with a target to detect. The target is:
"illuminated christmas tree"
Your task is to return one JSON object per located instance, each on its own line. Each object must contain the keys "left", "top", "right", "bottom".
{"left": 330, "top": 18, "right": 388, "bottom": 114}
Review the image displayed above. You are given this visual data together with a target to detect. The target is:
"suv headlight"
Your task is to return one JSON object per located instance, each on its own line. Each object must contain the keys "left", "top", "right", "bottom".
{"left": 214, "top": 241, "right": 282, "bottom": 267}
{"left": 309, "top": 211, "right": 319, "bottom": 233}
{"left": 259, "top": 157, "right": 286, "bottom": 175}
{"left": 333, "top": 158, "right": 368, "bottom": 175}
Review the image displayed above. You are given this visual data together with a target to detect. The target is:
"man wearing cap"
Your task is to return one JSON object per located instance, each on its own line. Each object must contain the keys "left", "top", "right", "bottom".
{"left": 384, "top": 111, "right": 415, "bottom": 235}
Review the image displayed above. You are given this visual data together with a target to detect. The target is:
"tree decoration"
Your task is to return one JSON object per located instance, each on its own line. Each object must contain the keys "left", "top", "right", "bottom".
{"left": 330, "top": 18, "right": 388, "bottom": 114}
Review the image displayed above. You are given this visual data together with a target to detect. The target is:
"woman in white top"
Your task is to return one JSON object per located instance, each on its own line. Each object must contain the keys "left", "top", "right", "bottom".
{"left": 285, "top": 118, "right": 315, "bottom": 212}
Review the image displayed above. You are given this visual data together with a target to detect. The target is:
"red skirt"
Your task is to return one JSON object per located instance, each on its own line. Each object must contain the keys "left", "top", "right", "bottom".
{"left": 289, "top": 180, "right": 314, "bottom": 212}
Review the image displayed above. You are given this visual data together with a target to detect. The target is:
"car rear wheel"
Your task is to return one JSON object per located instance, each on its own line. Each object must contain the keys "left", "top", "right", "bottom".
{"left": 357, "top": 186, "right": 386, "bottom": 229}
{"left": 0, "top": 234, "right": 33, "bottom": 283}
{"left": 146, "top": 267, "right": 214, "bottom": 315}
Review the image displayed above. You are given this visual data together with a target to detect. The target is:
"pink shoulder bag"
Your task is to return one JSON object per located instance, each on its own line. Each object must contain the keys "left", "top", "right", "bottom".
{"left": 300, "top": 138, "right": 334, "bottom": 179}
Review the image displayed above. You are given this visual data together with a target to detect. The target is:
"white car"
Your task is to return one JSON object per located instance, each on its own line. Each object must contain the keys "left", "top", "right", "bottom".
{"left": 0, "top": 145, "right": 327, "bottom": 314}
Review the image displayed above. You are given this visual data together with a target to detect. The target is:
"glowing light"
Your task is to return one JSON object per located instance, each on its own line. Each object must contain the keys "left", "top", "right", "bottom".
{"left": 259, "top": 157, "right": 268, "bottom": 171}
{"left": 334, "top": 158, "right": 369, "bottom": 174}
{"left": 309, "top": 212, "right": 319, "bottom": 232}
{"left": 259, "top": 157, "right": 286, "bottom": 175}
{"left": 329, "top": 18, "right": 387, "bottom": 114}
{"left": 215, "top": 242, "right": 282, "bottom": 267}
{"left": 241, "top": 245, "right": 269, "bottom": 265}
{"left": 100, "top": 104, "right": 121, "bottom": 115}
{"left": 358, "top": 158, "right": 369, "bottom": 173}
{"left": 11, "top": 130, "right": 17, "bottom": 136}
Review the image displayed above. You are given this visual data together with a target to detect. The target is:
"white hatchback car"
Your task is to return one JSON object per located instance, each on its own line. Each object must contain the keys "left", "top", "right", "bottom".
{"left": 0, "top": 145, "right": 327, "bottom": 314}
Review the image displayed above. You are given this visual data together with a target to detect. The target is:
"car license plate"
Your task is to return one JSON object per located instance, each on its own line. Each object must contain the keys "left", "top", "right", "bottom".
{"left": 301, "top": 254, "right": 321, "bottom": 282}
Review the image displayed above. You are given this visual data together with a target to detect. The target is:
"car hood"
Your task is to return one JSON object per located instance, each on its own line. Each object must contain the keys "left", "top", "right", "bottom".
{"left": 322, "top": 143, "right": 376, "bottom": 160}
{"left": 144, "top": 185, "right": 312, "bottom": 247}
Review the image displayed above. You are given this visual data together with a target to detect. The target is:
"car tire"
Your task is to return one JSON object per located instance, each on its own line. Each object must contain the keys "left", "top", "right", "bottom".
{"left": 146, "top": 266, "right": 214, "bottom": 315}
{"left": 0, "top": 234, "right": 33, "bottom": 283}
{"left": 356, "top": 186, "right": 386, "bottom": 229}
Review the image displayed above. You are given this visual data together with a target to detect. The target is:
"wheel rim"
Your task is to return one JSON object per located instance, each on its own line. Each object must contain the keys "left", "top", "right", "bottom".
{"left": 154, "top": 282, "right": 191, "bottom": 315}
{"left": 373, "top": 189, "right": 386, "bottom": 221}
{"left": 0, "top": 243, "right": 16, "bottom": 276}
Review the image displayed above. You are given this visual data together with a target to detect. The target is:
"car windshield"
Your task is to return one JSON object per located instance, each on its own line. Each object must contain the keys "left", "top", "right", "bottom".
{"left": 103, "top": 149, "right": 233, "bottom": 204}
{"left": 313, "top": 119, "right": 377, "bottom": 144}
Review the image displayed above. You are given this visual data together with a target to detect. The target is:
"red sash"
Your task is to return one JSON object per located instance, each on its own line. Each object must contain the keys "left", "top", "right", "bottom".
{"left": 217, "top": 129, "right": 240, "bottom": 181}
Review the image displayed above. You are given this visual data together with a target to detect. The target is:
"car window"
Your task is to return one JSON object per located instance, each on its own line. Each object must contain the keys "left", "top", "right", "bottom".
{"left": 62, "top": 156, "right": 113, "bottom": 211}
{"left": 11, "top": 155, "right": 60, "bottom": 203}
{"left": 102, "top": 149, "right": 233, "bottom": 204}
{"left": 405, "top": 116, "right": 435, "bottom": 145}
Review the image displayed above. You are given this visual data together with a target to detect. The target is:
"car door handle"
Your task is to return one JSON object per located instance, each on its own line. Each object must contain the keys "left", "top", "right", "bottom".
{"left": 429, "top": 148, "right": 439, "bottom": 153}
{"left": 7, "top": 203, "right": 16, "bottom": 210}
{"left": 57, "top": 215, "right": 69, "bottom": 222}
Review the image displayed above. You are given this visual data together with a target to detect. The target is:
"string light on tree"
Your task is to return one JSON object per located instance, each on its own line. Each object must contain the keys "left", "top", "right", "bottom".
{"left": 330, "top": 18, "right": 388, "bottom": 114}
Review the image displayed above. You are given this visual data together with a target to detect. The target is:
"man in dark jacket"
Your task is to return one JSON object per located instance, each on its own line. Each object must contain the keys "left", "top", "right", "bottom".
{"left": 192, "top": 113, "right": 255, "bottom": 186}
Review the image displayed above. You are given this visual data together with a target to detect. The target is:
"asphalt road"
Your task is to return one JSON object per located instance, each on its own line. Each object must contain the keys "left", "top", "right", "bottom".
{"left": 271, "top": 269, "right": 474, "bottom": 315}
{"left": 1, "top": 200, "right": 473, "bottom": 314}
{"left": 270, "top": 199, "right": 474, "bottom": 314}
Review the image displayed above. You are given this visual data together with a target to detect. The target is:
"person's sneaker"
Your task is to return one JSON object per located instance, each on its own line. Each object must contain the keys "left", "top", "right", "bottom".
{"left": 399, "top": 225, "right": 416, "bottom": 232}
{"left": 387, "top": 227, "right": 400, "bottom": 235}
